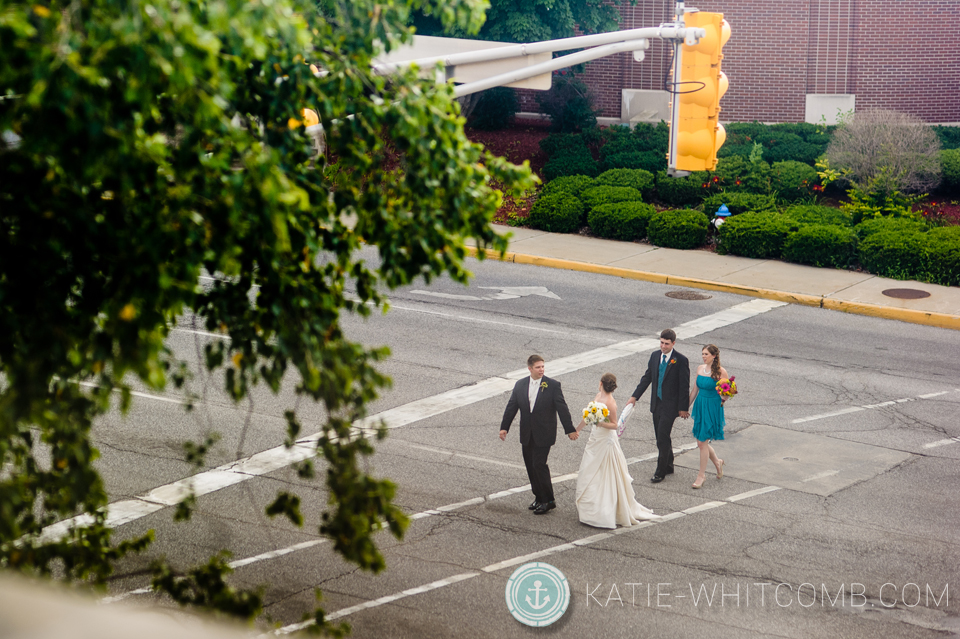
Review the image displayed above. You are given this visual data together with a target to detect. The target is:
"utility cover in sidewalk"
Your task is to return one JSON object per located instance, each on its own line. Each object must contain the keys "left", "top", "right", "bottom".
{"left": 882, "top": 288, "right": 931, "bottom": 299}
{"left": 674, "top": 424, "right": 912, "bottom": 496}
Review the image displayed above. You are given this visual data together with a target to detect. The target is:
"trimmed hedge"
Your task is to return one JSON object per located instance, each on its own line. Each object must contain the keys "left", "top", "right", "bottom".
{"left": 782, "top": 225, "right": 856, "bottom": 268}
{"left": 933, "top": 125, "right": 960, "bottom": 150}
{"left": 701, "top": 192, "right": 777, "bottom": 216}
{"left": 542, "top": 147, "right": 598, "bottom": 181}
{"left": 541, "top": 175, "right": 596, "bottom": 198}
{"left": 588, "top": 201, "right": 656, "bottom": 241}
{"left": 924, "top": 226, "right": 960, "bottom": 286}
{"left": 581, "top": 185, "right": 643, "bottom": 212}
{"left": 858, "top": 230, "right": 926, "bottom": 280}
{"left": 595, "top": 168, "right": 655, "bottom": 198}
{"left": 647, "top": 209, "right": 709, "bottom": 250}
{"left": 771, "top": 160, "right": 819, "bottom": 201}
{"left": 782, "top": 204, "right": 853, "bottom": 227}
{"left": 527, "top": 193, "right": 584, "bottom": 233}
{"left": 941, "top": 148, "right": 960, "bottom": 194}
{"left": 854, "top": 216, "right": 926, "bottom": 240}
{"left": 655, "top": 171, "right": 710, "bottom": 206}
{"left": 601, "top": 150, "right": 667, "bottom": 173}
{"left": 717, "top": 211, "right": 793, "bottom": 258}
{"left": 540, "top": 133, "right": 584, "bottom": 157}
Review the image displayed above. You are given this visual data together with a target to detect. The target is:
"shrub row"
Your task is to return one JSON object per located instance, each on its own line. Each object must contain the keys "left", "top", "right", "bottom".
{"left": 529, "top": 169, "right": 707, "bottom": 248}
{"left": 531, "top": 182, "right": 960, "bottom": 284}
{"left": 717, "top": 212, "right": 960, "bottom": 284}
{"left": 540, "top": 122, "right": 960, "bottom": 198}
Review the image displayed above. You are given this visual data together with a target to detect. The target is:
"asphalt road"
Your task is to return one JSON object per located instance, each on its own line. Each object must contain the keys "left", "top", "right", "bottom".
{"left": 94, "top": 253, "right": 960, "bottom": 638}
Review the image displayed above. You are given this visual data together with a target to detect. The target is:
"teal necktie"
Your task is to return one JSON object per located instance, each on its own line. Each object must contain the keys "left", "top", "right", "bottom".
{"left": 657, "top": 353, "right": 667, "bottom": 399}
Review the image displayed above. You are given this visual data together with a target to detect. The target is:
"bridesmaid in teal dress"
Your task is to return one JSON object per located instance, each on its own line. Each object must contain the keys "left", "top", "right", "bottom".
{"left": 688, "top": 344, "right": 730, "bottom": 489}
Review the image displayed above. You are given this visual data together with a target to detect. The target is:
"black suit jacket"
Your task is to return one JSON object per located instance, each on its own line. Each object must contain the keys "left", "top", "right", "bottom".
{"left": 631, "top": 350, "right": 691, "bottom": 417}
{"left": 500, "top": 376, "right": 575, "bottom": 447}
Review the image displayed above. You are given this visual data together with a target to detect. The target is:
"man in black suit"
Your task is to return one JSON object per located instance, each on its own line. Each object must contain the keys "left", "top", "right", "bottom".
{"left": 500, "top": 355, "right": 578, "bottom": 515}
{"left": 626, "top": 329, "right": 690, "bottom": 483}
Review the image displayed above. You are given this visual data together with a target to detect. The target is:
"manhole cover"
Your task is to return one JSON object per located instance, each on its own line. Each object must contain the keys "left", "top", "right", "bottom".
{"left": 665, "top": 290, "right": 712, "bottom": 301}
{"left": 882, "top": 288, "right": 931, "bottom": 299}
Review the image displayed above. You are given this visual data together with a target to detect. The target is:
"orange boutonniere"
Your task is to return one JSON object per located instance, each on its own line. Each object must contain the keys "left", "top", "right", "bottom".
{"left": 669, "top": 358, "right": 676, "bottom": 365}
{"left": 540, "top": 381, "right": 548, "bottom": 393}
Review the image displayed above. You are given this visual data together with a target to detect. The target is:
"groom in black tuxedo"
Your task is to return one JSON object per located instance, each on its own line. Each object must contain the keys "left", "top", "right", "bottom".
{"left": 500, "top": 355, "right": 578, "bottom": 515}
{"left": 626, "top": 329, "right": 690, "bottom": 483}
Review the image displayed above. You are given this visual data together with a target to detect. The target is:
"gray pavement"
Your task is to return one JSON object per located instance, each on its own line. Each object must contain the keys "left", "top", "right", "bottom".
{"left": 473, "top": 224, "right": 960, "bottom": 329}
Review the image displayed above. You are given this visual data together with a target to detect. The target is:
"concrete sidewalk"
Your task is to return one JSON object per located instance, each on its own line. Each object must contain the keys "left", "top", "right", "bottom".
{"left": 466, "top": 224, "right": 960, "bottom": 330}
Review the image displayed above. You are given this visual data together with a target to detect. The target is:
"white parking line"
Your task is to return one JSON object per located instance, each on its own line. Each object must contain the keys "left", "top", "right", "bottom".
{"left": 275, "top": 487, "right": 779, "bottom": 634}
{"left": 923, "top": 437, "right": 960, "bottom": 449}
{"left": 792, "top": 389, "right": 958, "bottom": 424}
{"left": 43, "top": 299, "right": 786, "bottom": 543}
{"left": 801, "top": 470, "right": 840, "bottom": 483}
{"left": 106, "top": 443, "right": 700, "bottom": 603}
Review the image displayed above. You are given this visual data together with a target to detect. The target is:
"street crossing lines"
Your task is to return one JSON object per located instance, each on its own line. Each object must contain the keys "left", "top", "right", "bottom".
{"left": 42, "top": 299, "right": 786, "bottom": 542}
{"left": 273, "top": 487, "right": 782, "bottom": 634}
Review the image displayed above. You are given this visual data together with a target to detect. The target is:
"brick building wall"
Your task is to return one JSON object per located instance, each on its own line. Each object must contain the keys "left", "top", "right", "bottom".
{"left": 517, "top": 0, "right": 960, "bottom": 124}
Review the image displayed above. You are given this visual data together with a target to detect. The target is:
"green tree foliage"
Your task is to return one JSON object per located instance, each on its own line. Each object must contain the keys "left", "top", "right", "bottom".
{"left": 0, "top": 0, "right": 531, "bottom": 628}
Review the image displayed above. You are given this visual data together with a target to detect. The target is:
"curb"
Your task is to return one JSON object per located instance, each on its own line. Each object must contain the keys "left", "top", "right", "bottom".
{"left": 466, "top": 247, "right": 960, "bottom": 331}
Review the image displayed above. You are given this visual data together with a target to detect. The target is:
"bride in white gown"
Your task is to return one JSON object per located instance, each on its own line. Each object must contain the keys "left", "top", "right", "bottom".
{"left": 575, "top": 373, "right": 660, "bottom": 529}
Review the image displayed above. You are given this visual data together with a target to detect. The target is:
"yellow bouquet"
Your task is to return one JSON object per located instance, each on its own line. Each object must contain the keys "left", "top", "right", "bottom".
{"left": 582, "top": 401, "right": 609, "bottom": 427}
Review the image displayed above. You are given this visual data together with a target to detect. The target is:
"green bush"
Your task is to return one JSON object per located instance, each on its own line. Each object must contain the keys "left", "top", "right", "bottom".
{"left": 717, "top": 211, "right": 793, "bottom": 258}
{"left": 857, "top": 230, "right": 925, "bottom": 280}
{"left": 782, "top": 225, "right": 856, "bottom": 268}
{"left": 771, "top": 161, "right": 819, "bottom": 201}
{"left": 542, "top": 147, "right": 599, "bottom": 181}
{"left": 717, "top": 143, "right": 754, "bottom": 159}
{"left": 782, "top": 204, "right": 852, "bottom": 227}
{"left": 581, "top": 185, "right": 643, "bottom": 212}
{"left": 924, "top": 226, "right": 960, "bottom": 286}
{"left": 853, "top": 216, "right": 927, "bottom": 240}
{"left": 933, "top": 125, "right": 960, "bottom": 150}
{"left": 655, "top": 171, "right": 710, "bottom": 206}
{"left": 725, "top": 122, "right": 768, "bottom": 142}
{"left": 633, "top": 121, "right": 670, "bottom": 150}
{"left": 537, "top": 76, "right": 598, "bottom": 132}
{"left": 601, "top": 150, "right": 666, "bottom": 173}
{"left": 600, "top": 133, "right": 644, "bottom": 158}
{"left": 588, "top": 201, "right": 656, "bottom": 241}
{"left": 541, "top": 175, "right": 596, "bottom": 198}
{"left": 596, "top": 168, "right": 655, "bottom": 198}
{"left": 940, "top": 148, "right": 960, "bottom": 194}
{"left": 647, "top": 209, "right": 709, "bottom": 249}
{"left": 708, "top": 156, "right": 772, "bottom": 194}
{"left": 764, "top": 141, "right": 823, "bottom": 165}
{"left": 527, "top": 193, "right": 584, "bottom": 233}
{"left": 540, "top": 133, "right": 585, "bottom": 158}
{"left": 468, "top": 87, "right": 518, "bottom": 130}
{"left": 721, "top": 123, "right": 831, "bottom": 165}
{"left": 701, "top": 192, "right": 777, "bottom": 216}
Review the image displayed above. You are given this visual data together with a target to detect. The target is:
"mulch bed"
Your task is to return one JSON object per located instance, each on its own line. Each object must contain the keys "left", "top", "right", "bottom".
{"left": 465, "top": 119, "right": 552, "bottom": 225}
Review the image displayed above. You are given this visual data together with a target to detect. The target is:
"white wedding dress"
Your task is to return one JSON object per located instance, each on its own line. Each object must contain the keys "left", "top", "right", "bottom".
{"left": 575, "top": 420, "right": 659, "bottom": 529}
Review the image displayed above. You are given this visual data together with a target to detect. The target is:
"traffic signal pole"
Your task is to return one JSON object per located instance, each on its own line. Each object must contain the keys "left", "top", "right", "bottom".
{"left": 666, "top": 2, "right": 731, "bottom": 176}
{"left": 307, "top": 5, "right": 729, "bottom": 165}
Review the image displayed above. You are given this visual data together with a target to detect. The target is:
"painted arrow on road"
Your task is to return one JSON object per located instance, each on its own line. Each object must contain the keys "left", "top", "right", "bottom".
{"left": 410, "top": 286, "right": 562, "bottom": 301}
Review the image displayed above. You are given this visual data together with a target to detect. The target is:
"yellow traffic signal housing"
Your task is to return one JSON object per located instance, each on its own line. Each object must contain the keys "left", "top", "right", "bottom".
{"left": 668, "top": 11, "right": 730, "bottom": 174}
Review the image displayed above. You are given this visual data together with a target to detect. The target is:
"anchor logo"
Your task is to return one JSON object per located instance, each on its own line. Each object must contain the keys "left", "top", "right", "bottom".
{"left": 525, "top": 580, "right": 551, "bottom": 610}
{"left": 505, "top": 562, "right": 569, "bottom": 627}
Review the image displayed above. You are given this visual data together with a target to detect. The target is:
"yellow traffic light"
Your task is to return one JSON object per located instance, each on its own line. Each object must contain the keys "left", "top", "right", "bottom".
{"left": 668, "top": 11, "right": 730, "bottom": 174}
